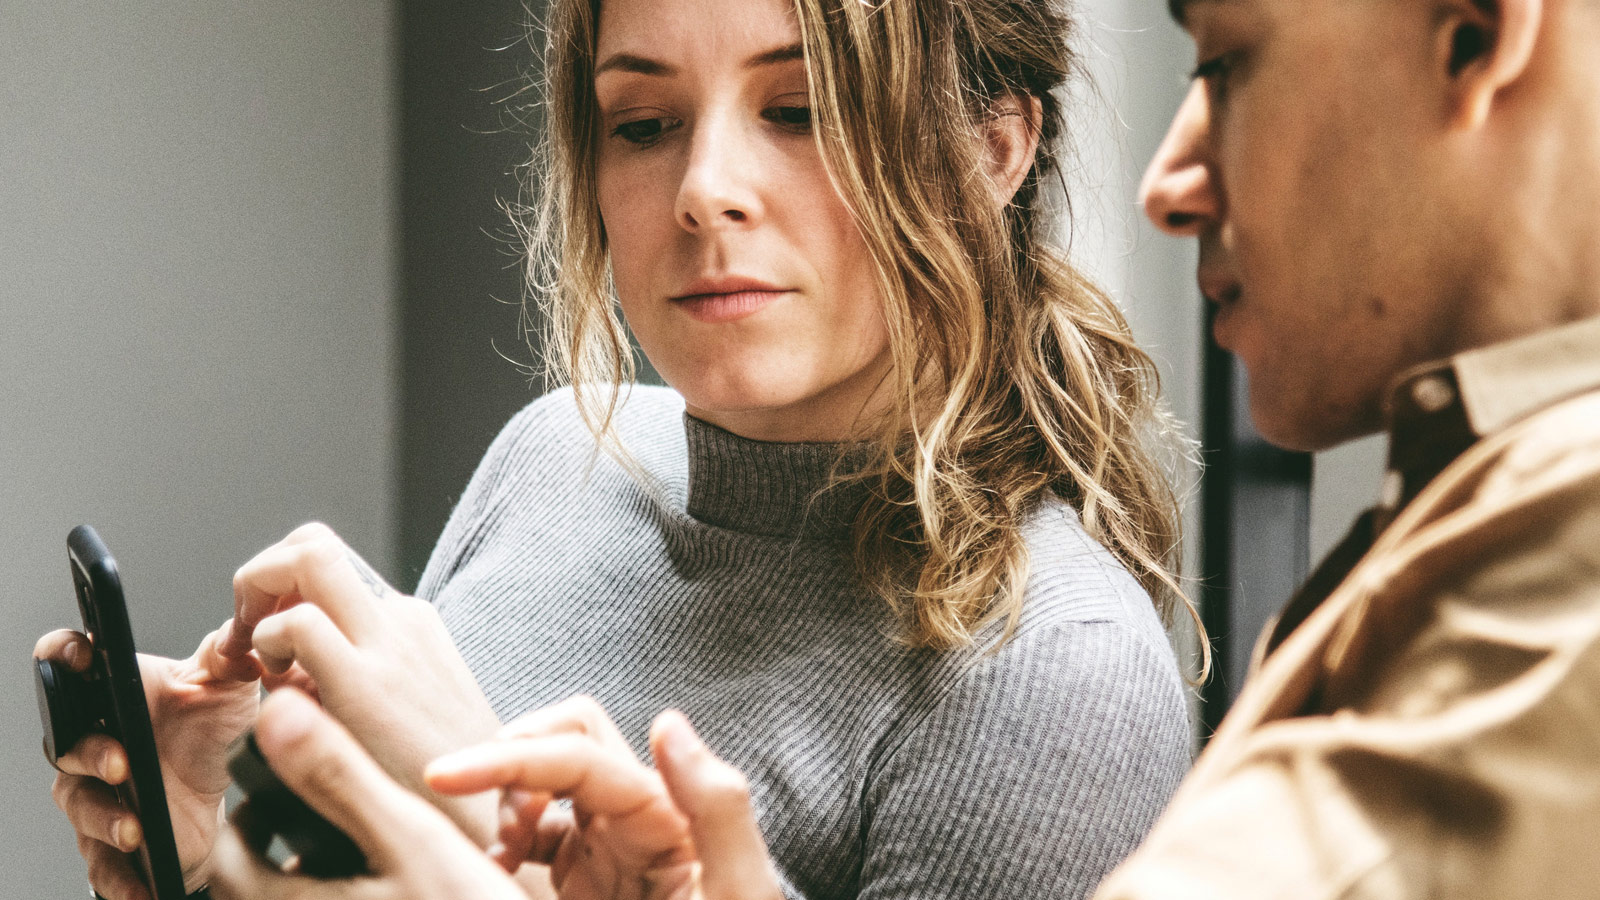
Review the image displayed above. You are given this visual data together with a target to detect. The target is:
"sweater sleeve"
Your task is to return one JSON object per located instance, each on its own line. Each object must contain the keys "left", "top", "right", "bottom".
{"left": 857, "top": 620, "right": 1193, "bottom": 900}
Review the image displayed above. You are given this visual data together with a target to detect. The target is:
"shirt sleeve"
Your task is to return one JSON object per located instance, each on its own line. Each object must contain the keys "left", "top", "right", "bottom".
{"left": 857, "top": 620, "right": 1193, "bottom": 900}
{"left": 1093, "top": 454, "right": 1600, "bottom": 900}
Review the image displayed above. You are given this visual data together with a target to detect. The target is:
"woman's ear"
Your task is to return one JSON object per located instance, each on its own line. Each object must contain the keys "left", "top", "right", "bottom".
{"left": 1436, "top": 0, "right": 1543, "bottom": 131}
{"left": 985, "top": 93, "right": 1043, "bottom": 206}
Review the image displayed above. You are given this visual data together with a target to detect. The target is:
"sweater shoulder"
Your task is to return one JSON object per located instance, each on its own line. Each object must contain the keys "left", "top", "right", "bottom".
{"left": 414, "top": 385, "right": 686, "bottom": 598}
{"left": 1014, "top": 497, "right": 1176, "bottom": 657}
{"left": 867, "top": 501, "right": 1191, "bottom": 781}
{"left": 492, "top": 384, "right": 686, "bottom": 464}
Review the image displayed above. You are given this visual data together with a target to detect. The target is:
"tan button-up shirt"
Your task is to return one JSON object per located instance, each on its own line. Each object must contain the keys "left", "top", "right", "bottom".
{"left": 1095, "top": 315, "right": 1600, "bottom": 900}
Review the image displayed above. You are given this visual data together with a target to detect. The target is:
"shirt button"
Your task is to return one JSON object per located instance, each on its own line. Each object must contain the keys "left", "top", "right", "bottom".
{"left": 1410, "top": 375, "right": 1456, "bottom": 413}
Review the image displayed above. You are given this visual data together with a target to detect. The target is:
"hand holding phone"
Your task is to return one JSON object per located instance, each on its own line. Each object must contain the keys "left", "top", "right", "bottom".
{"left": 35, "top": 525, "right": 187, "bottom": 899}
{"left": 36, "top": 525, "right": 268, "bottom": 899}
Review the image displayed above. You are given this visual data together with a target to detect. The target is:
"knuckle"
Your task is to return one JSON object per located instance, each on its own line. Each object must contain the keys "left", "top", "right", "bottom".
{"left": 51, "top": 773, "right": 73, "bottom": 811}
{"left": 54, "top": 773, "right": 96, "bottom": 817}
{"left": 565, "top": 694, "right": 609, "bottom": 727}
{"left": 276, "top": 602, "right": 324, "bottom": 635}
{"left": 300, "top": 538, "right": 345, "bottom": 571}
{"left": 291, "top": 520, "right": 336, "bottom": 542}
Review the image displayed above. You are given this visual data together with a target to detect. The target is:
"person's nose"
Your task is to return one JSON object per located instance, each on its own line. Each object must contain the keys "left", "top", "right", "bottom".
{"left": 675, "top": 112, "right": 764, "bottom": 233}
{"left": 1139, "top": 82, "right": 1222, "bottom": 237}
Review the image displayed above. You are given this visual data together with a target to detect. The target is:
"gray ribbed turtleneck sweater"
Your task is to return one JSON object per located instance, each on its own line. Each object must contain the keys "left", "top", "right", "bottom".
{"left": 416, "top": 386, "right": 1192, "bottom": 900}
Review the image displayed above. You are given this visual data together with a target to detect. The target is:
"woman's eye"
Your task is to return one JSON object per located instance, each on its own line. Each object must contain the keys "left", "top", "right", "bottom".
{"left": 610, "top": 117, "right": 680, "bottom": 146}
{"left": 1189, "top": 51, "right": 1241, "bottom": 102}
{"left": 762, "top": 105, "right": 812, "bottom": 133}
{"left": 1189, "top": 50, "right": 1244, "bottom": 103}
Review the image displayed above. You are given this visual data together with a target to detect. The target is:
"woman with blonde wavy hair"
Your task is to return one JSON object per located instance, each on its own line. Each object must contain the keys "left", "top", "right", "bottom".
{"left": 46, "top": 0, "right": 1203, "bottom": 898}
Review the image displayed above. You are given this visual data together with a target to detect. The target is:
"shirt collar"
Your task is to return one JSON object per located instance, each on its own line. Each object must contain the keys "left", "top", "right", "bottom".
{"left": 1378, "top": 313, "right": 1600, "bottom": 522}
{"left": 1262, "top": 314, "right": 1600, "bottom": 664}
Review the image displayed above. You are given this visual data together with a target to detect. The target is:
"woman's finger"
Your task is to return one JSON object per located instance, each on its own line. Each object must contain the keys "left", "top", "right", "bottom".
{"left": 494, "top": 694, "right": 631, "bottom": 751}
{"left": 79, "top": 831, "right": 151, "bottom": 900}
{"left": 259, "top": 660, "right": 321, "bottom": 700}
{"left": 426, "top": 733, "right": 661, "bottom": 813}
{"left": 651, "top": 710, "right": 784, "bottom": 900}
{"left": 251, "top": 603, "right": 357, "bottom": 681}
{"left": 194, "top": 621, "right": 263, "bottom": 683}
{"left": 428, "top": 732, "right": 693, "bottom": 871}
{"left": 491, "top": 788, "right": 552, "bottom": 870}
{"left": 225, "top": 524, "right": 391, "bottom": 656}
{"left": 54, "top": 773, "right": 142, "bottom": 852}
{"left": 34, "top": 629, "right": 93, "bottom": 673}
{"left": 50, "top": 733, "right": 129, "bottom": 782}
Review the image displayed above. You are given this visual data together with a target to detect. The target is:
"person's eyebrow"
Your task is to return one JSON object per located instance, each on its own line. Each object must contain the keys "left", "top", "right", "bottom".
{"left": 1169, "top": 0, "right": 1231, "bottom": 27}
{"left": 744, "top": 43, "right": 804, "bottom": 69}
{"left": 594, "top": 43, "right": 804, "bottom": 79}
{"left": 595, "top": 53, "right": 674, "bottom": 78}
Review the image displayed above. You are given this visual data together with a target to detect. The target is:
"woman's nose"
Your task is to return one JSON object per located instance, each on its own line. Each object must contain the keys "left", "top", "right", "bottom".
{"left": 1139, "top": 82, "right": 1222, "bottom": 237}
{"left": 675, "top": 115, "right": 764, "bottom": 232}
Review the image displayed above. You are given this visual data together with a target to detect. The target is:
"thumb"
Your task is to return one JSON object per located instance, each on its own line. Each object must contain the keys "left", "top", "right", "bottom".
{"left": 649, "top": 710, "right": 783, "bottom": 900}
{"left": 252, "top": 688, "right": 461, "bottom": 872}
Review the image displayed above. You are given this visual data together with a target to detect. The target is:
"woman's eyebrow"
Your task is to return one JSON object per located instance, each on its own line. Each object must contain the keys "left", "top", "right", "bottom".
{"left": 745, "top": 43, "right": 804, "bottom": 69}
{"left": 595, "top": 53, "right": 673, "bottom": 77}
{"left": 594, "top": 43, "right": 804, "bottom": 79}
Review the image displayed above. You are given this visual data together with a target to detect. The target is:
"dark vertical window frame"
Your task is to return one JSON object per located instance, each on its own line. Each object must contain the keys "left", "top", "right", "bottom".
{"left": 1197, "top": 306, "right": 1312, "bottom": 737}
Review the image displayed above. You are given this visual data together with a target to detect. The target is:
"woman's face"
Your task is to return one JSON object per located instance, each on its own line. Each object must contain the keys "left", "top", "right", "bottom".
{"left": 594, "top": 0, "right": 891, "bottom": 442}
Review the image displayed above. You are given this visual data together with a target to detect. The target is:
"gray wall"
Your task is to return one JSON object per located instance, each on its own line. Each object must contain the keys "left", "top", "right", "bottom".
{"left": 1, "top": 3, "right": 397, "bottom": 895}
{"left": 397, "top": 0, "right": 546, "bottom": 584}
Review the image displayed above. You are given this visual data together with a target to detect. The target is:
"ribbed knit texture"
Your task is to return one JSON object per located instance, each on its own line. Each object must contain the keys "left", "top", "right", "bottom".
{"left": 417, "top": 386, "right": 1193, "bottom": 900}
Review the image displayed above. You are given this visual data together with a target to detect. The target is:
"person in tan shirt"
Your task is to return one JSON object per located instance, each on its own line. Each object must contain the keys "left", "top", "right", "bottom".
{"left": 190, "top": 0, "right": 1600, "bottom": 898}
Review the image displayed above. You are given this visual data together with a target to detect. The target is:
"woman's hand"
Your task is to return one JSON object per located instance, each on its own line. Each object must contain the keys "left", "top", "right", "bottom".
{"left": 36, "top": 625, "right": 261, "bottom": 899}
{"left": 215, "top": 522, "right": 503, "bottom": 840}
{"left": 209, "top": 688, "right": 530, "bottom": 900}
{"left": 425, "top": 697, "right": 785, "bottom": 900}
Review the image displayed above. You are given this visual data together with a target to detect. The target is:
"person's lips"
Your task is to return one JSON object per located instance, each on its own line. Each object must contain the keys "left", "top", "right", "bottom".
{"left": 670, "top": 276, "right": 793, "bottom": 324}
{"left": 1197, "top": 271, "right": 1243, "bottom": 349}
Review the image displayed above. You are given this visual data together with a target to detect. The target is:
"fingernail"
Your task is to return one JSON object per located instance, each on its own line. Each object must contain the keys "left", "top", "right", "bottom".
{"left": 64, "top": 641, "right": 83, "bottom": 669}
{"left": 100, "top": 752, "right": 126, "bottom": 783}
{"left": 117, "top": 817, "right": 142, "bottom": 851}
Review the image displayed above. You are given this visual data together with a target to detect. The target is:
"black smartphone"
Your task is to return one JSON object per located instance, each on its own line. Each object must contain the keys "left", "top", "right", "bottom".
{"left": 35, "top": 525, "right": 187, "bottom": 900}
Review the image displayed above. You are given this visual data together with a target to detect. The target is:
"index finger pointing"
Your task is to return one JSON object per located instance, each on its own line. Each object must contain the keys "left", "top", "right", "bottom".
{"left": 224, "top": 527, "right": 390, "bottom": 656}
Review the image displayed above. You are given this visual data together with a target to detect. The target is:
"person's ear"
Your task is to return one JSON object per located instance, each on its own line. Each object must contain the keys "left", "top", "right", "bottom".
{"left": 1436, "top": 0, "right": 1543, "bottom": 130}
{"left": 985, "top": 93, "right": 1043, "bottom": 206}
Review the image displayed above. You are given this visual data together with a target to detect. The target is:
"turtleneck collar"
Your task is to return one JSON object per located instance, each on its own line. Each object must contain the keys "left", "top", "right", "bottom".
{"left": 683, "top": 413, "right": 871, "bottom": 539}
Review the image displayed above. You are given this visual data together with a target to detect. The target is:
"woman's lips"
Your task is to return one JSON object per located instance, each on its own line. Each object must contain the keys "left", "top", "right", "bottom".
{"left": 672, "top": 289, "right": 789, "bottom": 324}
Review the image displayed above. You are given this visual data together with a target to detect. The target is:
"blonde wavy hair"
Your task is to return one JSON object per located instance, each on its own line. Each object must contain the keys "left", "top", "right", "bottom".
{"left": 520, "top": 0, "right": 1206, "bottom": 666}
